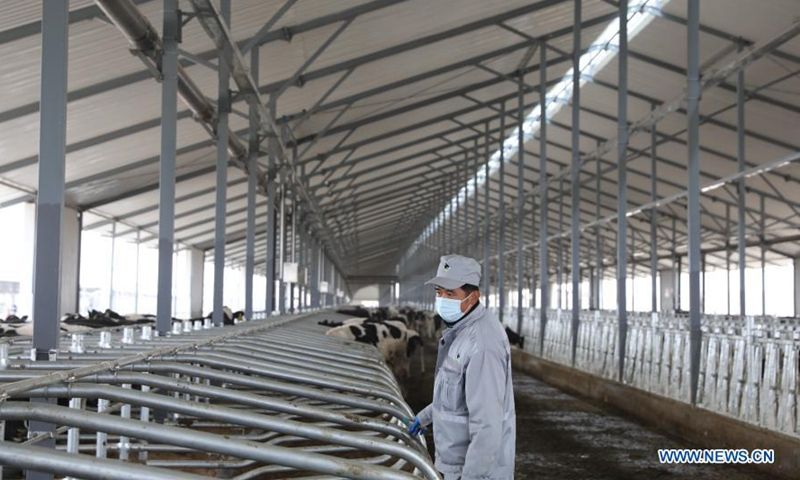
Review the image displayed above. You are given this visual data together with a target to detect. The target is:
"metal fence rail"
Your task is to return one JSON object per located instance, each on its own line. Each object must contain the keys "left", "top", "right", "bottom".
{"left": 0, "top": 312, "right": 437, "bottom": 480}
{"left": 492, "top": 306, "right": 800, "bottom": 440}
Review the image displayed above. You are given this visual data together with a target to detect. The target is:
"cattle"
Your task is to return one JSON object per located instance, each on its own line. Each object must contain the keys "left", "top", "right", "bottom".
{"left": 0, "top": 308, "right": 162, "bottom": 338}
{"left": 397, "top": 307, "right": 442, "bottom": 340}
{"left": 318, "top": 319, "right": 344, "bottom": 327}
{"left": 203, "top": 306, "right": 241, "bottom": 325}
{"left": 505, "top": 326, "right": 524, "bottom": 349}
{"left": 326, "top": 318, "right": 422, "bottom": 379}
{"left": 0, "top": 305, "right": 256, "bottom": 339}
{"left": 335, "top": 305, "right": 371, "bottom": 318}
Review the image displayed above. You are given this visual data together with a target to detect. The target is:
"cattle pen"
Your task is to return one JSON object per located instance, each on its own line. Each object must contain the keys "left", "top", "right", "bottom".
{"left": 0, "top": 0, "right": 799, "bottom": 479}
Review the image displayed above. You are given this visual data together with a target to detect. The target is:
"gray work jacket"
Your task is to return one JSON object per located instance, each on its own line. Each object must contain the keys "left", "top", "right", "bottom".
{"left": 417, "top": 303, "right": 516, "bottom": 479}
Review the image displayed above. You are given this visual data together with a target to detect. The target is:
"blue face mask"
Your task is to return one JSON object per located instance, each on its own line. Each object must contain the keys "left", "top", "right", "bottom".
{"left": 435, "top": 294, "right": 471, "bottom": 323}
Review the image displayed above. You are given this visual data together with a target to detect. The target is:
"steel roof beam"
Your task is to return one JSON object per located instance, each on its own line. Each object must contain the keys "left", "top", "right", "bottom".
{"left": 258, "top": 0, "right": 571, "bottom": 96}
{"left": 0, "top": 0, "right": 402, "bottom": 125}
{"left": 0, "top": 0, "right": 152, "bottom": 46}
{"left": 83, "top": 177, "right": 248, "bottom": 230}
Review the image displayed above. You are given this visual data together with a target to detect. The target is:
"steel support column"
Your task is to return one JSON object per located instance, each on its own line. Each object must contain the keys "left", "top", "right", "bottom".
{"left": 516, "top": 71, "right": 526, "bottom": 333}
{"left": 32, "top": 0, "right": 68, "bottom": 351}
{"left": 570, "top": 0, "right": 581, "bottom": 366}
{"left": 30, "top": 2, "right": 69, "bottom": 478}
{"left": 482, "top": 122, "right": 491, "bottom": 306}
{"left": 595, "top": 143, "right": 602, "bottom": 310}
{"left": 617, "top": 0, "right": 629, "bottom": 382}
{"left": 737, "top": 44, "right": 746, "bottom": 318}
{"left": 156, "top": 0, "right": 179, "bottom": 335}
{"left": 498, "top": 101, "right": 506, "bottom": 324}
{"left": 538, "top": 41, "right": 549, "bottom": 354}
{"left": 650, "top": 116, "right": 658, "bottom": 314}
{"left": 687, "top": 0, "right": 702, "bottom": 404}
{"left": 760, "top": 194, "right": 766, "bottom": 316}
{"left": 278, "top": 172, "right": 287, "bottom": 314}
{"left": 212, "top": 0, "right": 231, "bottom": 327}
{"left": 473, "top": 139, "right": 479, "bottom": 257}
{"left": 244, "top": 46, "right": 259, "bottom": 322}
{"left": 265, "top": 138, "right": 277, "bottom": 315}
{"left": 289, "top": 186, "right": 296, "bottom": 313}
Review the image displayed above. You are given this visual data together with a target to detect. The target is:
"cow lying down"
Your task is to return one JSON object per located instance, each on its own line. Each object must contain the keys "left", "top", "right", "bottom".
{"left": 325, "top": 318, "right": 422, "bottom": 379}
{"left": 0, "top": 309, "right": 158, "bottom": 337}
{"left": 0, "top": 306, "right": 245, "bottom": 338}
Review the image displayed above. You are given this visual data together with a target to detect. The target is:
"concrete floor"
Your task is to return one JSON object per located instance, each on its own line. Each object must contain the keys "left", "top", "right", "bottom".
{"left": 402, "top": 344, "right": 774, "bottom": 479}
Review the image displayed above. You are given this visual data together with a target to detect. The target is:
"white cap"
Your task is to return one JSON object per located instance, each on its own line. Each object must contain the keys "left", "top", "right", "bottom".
{"left": 425, "top": 254, "right": 481, "bottom": 290}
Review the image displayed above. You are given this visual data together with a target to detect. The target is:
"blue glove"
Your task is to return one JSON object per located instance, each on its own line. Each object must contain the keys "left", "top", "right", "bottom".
{"left": 407, "top": 417, "right": 425, "bottom": 436}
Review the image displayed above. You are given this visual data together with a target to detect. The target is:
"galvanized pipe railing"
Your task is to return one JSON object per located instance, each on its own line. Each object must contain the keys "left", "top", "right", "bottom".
{"left": 0, "top": 441, "right": 209, "bottom": 480}
{"left": 10, "top": 384, "right": 433, "bottom": 472}
{"left": 0, "top": 313, "right": 436, "bottom": 479}
{"left": 0, "top": 402, "right": 424, "bottom": 480}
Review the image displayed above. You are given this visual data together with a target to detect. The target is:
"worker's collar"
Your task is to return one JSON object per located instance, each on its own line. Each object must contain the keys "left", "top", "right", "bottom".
{"left": 442, "top": 301, "right": 482, "bottom": 331}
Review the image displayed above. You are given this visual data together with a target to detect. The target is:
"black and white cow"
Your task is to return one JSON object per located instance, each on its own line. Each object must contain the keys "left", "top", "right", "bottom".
{"left": 326, "top": 318, "right": 422, "bottom": 378}
{"left": 0, "top": 309, "right": 160, "bottom": 337}
{"left": 207, "top": 306, "right": 245, "bottom": 325}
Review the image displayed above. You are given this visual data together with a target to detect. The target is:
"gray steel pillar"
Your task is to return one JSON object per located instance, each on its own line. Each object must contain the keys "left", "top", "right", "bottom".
{"left": 244, "top": 46, "right": 259, "bottom": 321}
{"left": 595, "top": 148, "right": 602, "bottom": 309}
{"left": 516, "top": 71, "right": 525, "bottom": 334}
{"left": 156, "top": 0, "right": 178, "bottom": 335}
{"left": 617, "top": 0, "right": 629, "bottom": 382}
{"left": 278, "top": 173, "right": 287, "bottom": 314}
{"left": 760, "top": 194, "right": 765, "bottom": 316}
{"left": 482, "top": 122, "right": 491, "bottom": 306}
{"left": 212, "top": 0, "right": 231, "bottom": 327}
{"left": 687, "top": 0, "right": 702, "bottom": 404}
{"left": 473, "top": 139, "right": 480, "bottom": 257}
{"left": 736, "top": 44, "right": 746, "bottom": 318}
{"left": 498, "top": 101, "right": 506, "bottom": 324}
{"left": 538, "top": 41, "right": 549, "bottom": 354}
{"left": 30, "top": 2, "right": 69, "bottom": 477}
{"left": 265, "top": 139, "right": 277, "bottom": 315}
{"left": 650, "top": 118, "right": 658, "bottom": 314}
{"left": 289, "top": 186, "right": 296, "bottom": 313}
{"left": 570, "top": 0, "right": 581, "bottom": 366}
{"left": 33, "top": 0, "right": 68, "bottom": 356}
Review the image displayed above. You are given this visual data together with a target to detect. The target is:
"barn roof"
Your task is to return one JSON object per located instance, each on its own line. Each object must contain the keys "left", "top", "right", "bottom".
{"left": 0, "top": 0, "right": 798, "bottom": 279}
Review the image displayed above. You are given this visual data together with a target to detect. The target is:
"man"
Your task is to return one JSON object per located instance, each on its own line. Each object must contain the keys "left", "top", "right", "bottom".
{"left": 408, "top": 254, "right": 516, "bottom": 479}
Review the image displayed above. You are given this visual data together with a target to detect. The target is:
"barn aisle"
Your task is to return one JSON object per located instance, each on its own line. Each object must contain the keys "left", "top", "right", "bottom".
{"left": 401, "top": 345, "right": 774, "bottom": 480}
